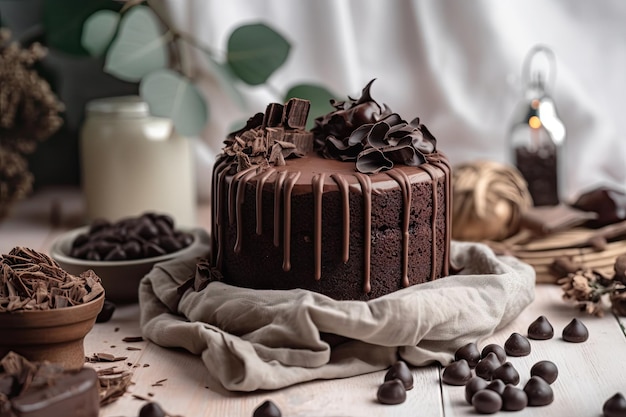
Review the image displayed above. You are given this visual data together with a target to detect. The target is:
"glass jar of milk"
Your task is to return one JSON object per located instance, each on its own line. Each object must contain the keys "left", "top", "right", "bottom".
{"left": 80, "top": 96, "right": 196, "bottom": 226}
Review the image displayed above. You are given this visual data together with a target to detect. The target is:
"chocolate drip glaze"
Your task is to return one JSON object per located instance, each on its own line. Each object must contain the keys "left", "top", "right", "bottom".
{"left": 212, "top": 152, "right": 450, "bottom": 299}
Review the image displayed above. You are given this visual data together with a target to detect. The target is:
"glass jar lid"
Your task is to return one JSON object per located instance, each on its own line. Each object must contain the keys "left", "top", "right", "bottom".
{"left": 86, "top": 95, "right": 149, "bottom": 117}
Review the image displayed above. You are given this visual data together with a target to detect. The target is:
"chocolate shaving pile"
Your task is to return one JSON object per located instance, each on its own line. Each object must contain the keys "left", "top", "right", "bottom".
{"left": 0, "top": 246, "right": 104, "bottom": 312}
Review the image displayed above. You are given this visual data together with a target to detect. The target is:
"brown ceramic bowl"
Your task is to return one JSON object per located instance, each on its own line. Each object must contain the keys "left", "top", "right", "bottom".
{"left": 49, "top": 227, "right": 203, "bottom": 303}
{"left": 0, "top": 293, "right": 104, "bottom": 370}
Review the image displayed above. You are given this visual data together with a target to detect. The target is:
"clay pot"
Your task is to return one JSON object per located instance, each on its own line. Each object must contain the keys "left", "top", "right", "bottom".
{"left": 0, "top": 294, "right": 104, "bottom": 369}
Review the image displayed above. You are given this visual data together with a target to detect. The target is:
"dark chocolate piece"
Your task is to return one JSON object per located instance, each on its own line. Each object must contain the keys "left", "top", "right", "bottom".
{"left": 562, "top": 318, "right": 589, "bottom": 343}
{"left": 504, "top": 332, "right": 531, "bottom": 357}
{"left": 524, "top": 376, "right": 554, "bottom": 406}
{"left": 253, "top": 400, "right": 282, "bottom": 417}
{"left": 486, "top": 379, "right": 506, "bottom": 396}
{"left": 377, "top": 379, "right": 406, "bottom": 405}
{"left": 139, "top": 401, "right": 166, "bottom": 417}
{"left": 492, "top": 362, "right": 520, "bottom": 385}
{"left": 502, "top": 384, "right": 528, "bottom": 411}
{"left": 603, "top": 392, "right": 626, "bottom": 417}
{"left": 96, "top": 299, "right": 116, "bottom": 323}
{"left": 573, "top": 187, "right": 626, "bottom": 228}
{"left": 442, "top": 359, "right": 472, "bottom": 386}
{"left": 465, "top": 377, "right": 489, "bottom": 404}
{"left": 472, "top": 389, "right": 503, "bottom": 414}
{"left": 11, "top": 368, "right": 99, "bottom": 417}
{"left": 454, "top": 342, "right": 481, "bottom": 368}
{"left": 480, "top": 344, "right": 507, "bottom": 364}
{"left": 530, "top": 360, "right": 558, "bottom": 384}
{"left": 475, "top": 352, "right": 501, "bottom": 380}
{"left": 384, "top": 360, "right": 413, "bottom": 390}
{"left": 527, "top": 315, "right": 554, "bottom": 340}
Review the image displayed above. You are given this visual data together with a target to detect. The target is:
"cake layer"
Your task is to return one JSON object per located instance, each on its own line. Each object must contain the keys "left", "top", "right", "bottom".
{"left": 212, "top": 152, "right": 451, "bottom": 300}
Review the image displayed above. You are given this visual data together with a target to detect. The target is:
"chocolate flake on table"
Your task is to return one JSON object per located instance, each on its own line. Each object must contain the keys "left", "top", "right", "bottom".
{"left": 88, "top": 352, "right": 128, "bottom": 363}
{"left": 151, "top": 378, "right": 167, "bottom": 387}
{"left": 0, "top": 246, "right": 104, "bottom": 312}
{"left": 122, "top": 336, "right": 144, "bottom": 343}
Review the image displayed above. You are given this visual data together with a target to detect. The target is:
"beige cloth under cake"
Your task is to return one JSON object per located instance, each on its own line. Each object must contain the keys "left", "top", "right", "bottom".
{"left": 139, "top": 230, "right": 535, "bottom": 392}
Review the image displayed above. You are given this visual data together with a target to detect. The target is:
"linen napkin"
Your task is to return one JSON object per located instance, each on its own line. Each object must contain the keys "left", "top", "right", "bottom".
{"left": 139, "top": 230, "right": 535, "bottom": 392}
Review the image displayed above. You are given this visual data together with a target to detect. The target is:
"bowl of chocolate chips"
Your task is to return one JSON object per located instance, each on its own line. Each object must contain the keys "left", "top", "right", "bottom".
{"left": 50, "top": 212, "right": 200, "bottom": 303}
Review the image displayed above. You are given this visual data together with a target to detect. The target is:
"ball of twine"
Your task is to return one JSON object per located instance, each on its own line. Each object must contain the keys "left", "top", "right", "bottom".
{"left": 452, "top": 160, "right": 533, "bottom": 241}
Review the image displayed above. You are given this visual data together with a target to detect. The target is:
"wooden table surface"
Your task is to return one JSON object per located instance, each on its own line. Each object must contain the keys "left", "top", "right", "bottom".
{"left": 1, "top": 187, "right": 624, "bottom": 417}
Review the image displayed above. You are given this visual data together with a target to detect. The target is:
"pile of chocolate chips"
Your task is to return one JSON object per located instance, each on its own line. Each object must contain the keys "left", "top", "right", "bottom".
{"left": 70, "top": 213, "right": 193, "bottom": 261}
{"left": 442, "top": 315, "right": 624, "bottom": 415}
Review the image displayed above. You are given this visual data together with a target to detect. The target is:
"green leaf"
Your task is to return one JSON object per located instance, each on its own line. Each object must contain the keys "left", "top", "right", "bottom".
{"left": 104, "top": 5, "right": 168, "bottom": 82}
{"left": 227, "top": 23, "right": 290, "bottom": 86}
{"left": 81, "top": 10, "right": 119, "bottom": 57}
{"left": 43, "top": 0, "right": 121, "bottom": 56}
{"left": 140, "top": 69, "right": 209, "bottom": 137}
{"left": 285, "top": 84, "right": 337, "bottom": 130}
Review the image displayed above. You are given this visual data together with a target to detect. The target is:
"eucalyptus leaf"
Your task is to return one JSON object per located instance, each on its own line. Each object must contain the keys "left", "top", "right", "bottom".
{"left": 140, "top": 69, "right": 208, "bottom": 137}
{"left": 82, "top": 10, "right": 119, "bottom": 57}
{"left": 227, "top": 23, "right": 290, "bottom": 85}
{"left": 104, "top": 5, "right": 168, "bottom": 82}
{"left": 285, "top": 84, "right": 336, "bottom": 130}
{"left": 43, "top": 0, "right": 120, "bottom": 56}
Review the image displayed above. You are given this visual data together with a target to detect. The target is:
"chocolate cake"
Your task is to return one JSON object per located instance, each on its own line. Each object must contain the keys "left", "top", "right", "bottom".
{"left": 211, "top": 80, "right": 451, "bottom": 300}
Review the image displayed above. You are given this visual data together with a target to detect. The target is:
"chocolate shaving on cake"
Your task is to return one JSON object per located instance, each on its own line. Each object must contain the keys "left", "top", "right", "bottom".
{"left": 0, "top": 247, "right": 104, "bottom": 312}
{"left": 219, "top": 98, "right": 312, "bottom": 172}
{"left": 311, "top": 79, "right": 437, "bottom": 174}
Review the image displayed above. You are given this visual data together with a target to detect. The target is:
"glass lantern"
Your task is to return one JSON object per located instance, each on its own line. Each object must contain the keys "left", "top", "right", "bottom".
{"left": 509, "top": 46, "right": 566, "bottom": 206}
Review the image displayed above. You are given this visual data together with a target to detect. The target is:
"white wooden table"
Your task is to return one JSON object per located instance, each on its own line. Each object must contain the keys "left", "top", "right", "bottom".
{"left": 1, "top": 187, "right": 624, "bottom": 417}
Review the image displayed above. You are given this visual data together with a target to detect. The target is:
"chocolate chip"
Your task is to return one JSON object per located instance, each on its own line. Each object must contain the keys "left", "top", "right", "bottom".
{"left": 138, "top": 401, "right": 166, "bottom": 417}
{"left": 384, "top": 360, "right": 413, "bottom": 390}
{"left": 475, "top": 352, "right": 501, "bottom": 380}
{"left": 143, "top": 242, "right": 166, "bottom": 258}
{"left": 524, "top": 376, "right": 554, "bottom": 406}
{"left": 480, "top": 343, "right": 507, "bottom": 364}
{"left": 442, "top": 359, "right": 472, "bottom": 386}
{"left": 502, "top": 384, "right": 528, "bottom": 411}
{"left": 454, "top": 342, "right": 481, "bottom": 368}
{"left": 603, "top": 392, "right": 626, "bottom": 417}
{"left": 472, "top": 389, "right": 502, "bottom": 414}
{"left": 530, "top": 360, "right": 558, "bottom": 384}
{"left": 504, "top": 332, "right": 531, "bottom": 357}
{"left": 104, "top": 246, "right": 126, "bottom": 261}
{"left": 465, "top": 377, "right": 489, "bottom": 404}
{"left": 253, "top": 400, "right": 281, "bottom": 417}
{"left": 562, "top": 318, "right": 589, "bottom": 343}
{"left": 377, "top": 379, "right": 406, "bottom": 405}
{"left": 486, "top": 379, "right": 506, "bottom": 396}
{"left": 527, "top": 315, "right": 554, "bottom": 340}
{"left": 492, "top": 362, "right": 520, "bottom": 385}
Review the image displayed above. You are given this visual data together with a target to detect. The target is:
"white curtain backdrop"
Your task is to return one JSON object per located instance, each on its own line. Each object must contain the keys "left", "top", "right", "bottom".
{"left": 162, "top": 0, "right": 626, "bottom": 203}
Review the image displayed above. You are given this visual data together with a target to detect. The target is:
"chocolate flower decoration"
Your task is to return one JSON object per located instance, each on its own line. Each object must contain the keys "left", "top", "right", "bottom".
{"left": 329, "top": 113, "right": 437, "bottom": 174}
{"left": 313, "top": 79, "right": 392, "bottom": 157}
